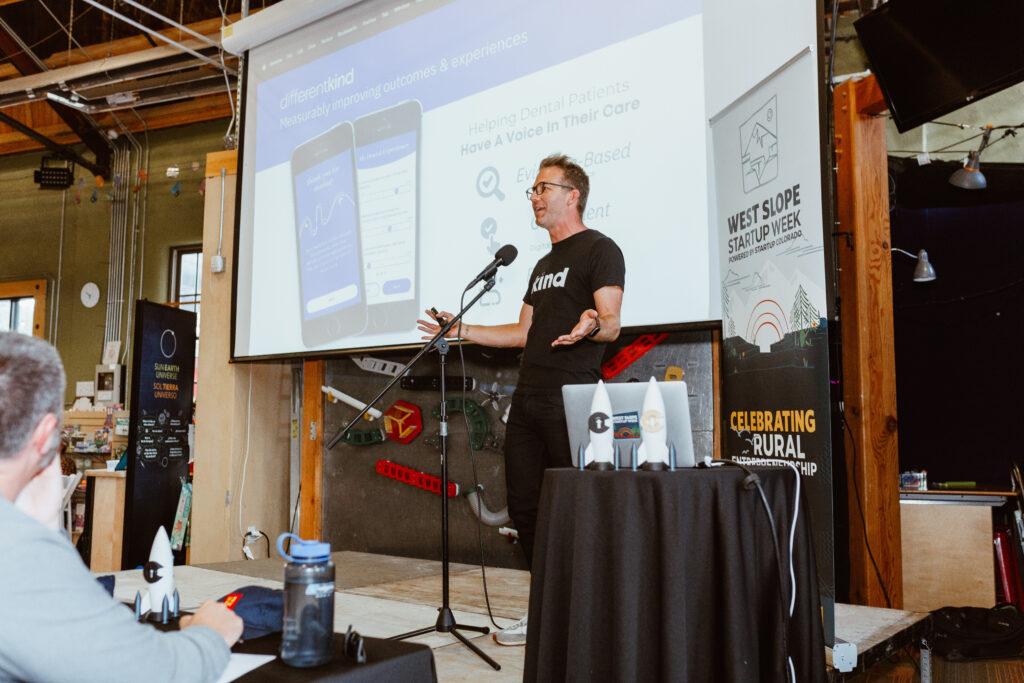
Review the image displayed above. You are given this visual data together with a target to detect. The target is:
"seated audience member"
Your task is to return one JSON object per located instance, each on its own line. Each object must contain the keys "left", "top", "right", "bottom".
{"left": 0, "top": 332, "right": 242, "bottom": 683}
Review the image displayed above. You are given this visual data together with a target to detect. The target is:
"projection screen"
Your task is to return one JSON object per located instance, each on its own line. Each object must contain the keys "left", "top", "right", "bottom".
{"left": 234, "top": 0, "right": 708, "bottom": 359}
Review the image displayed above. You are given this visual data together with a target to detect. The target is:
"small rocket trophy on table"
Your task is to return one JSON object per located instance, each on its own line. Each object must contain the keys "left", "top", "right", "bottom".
{"left": 580, "top": 380, "right": 616, "bottom": 471}
{"left": 134, "top": 526, "right": 181, "bottom": 624}
{"left": 637, "top": 377, "right": 678, "bottom": 471}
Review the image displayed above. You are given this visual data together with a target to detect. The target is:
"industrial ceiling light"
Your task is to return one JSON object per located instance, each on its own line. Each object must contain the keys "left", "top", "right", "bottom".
{"left": 45, "top": 91, "right": 87, "bottom": 110}
{"left": 949, "top": 125, "right": 993, "bottom": 190}
{"left": 891, "top": 248, "right": 937, "bottom": 282}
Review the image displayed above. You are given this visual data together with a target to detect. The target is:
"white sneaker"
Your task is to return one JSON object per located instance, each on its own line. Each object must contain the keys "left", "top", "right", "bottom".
{"left": 493, "top": 614, "right": 528, "bottom": 646}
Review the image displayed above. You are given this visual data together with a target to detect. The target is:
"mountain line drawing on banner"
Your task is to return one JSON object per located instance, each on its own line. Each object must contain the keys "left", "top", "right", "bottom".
{"left": 740, "top": 95, "right": 779, "bottom": 193}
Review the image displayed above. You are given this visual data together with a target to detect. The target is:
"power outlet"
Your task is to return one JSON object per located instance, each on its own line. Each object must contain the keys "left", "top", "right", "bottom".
{"left": 242, "top": 525, "right": 265, "bottom": 560}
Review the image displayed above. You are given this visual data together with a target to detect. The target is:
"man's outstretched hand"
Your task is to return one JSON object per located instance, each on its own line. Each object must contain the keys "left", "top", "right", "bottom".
{"left": 415, "top": 309, "right": 462, "bottom": 340}
{"left": 551, "top": 309, "right": 600, "bottom": 347}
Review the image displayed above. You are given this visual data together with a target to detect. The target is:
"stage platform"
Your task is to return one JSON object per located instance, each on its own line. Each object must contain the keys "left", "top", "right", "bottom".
{"left": 107, "top": 551, "right": 940, "bottom": 681}
{"left": 829, "top": 603, "right": 932, "bottom": 681}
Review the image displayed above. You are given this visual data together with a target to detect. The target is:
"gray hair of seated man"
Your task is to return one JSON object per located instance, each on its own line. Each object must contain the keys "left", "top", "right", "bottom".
{"left": 0, "top": 332, "right": 65, "bottom": 461}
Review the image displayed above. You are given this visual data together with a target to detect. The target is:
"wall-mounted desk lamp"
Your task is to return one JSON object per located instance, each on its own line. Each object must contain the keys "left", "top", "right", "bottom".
{"left": 949, "top": 125, "right": 993, "bottom": 190}
{"left": 891, "top": 248, "right": 937, "bottom": 282}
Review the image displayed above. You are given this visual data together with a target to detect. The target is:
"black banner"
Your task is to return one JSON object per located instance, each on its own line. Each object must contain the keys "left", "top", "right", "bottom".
{"left": 122, "top": 301, "right": 196, "bottom": 569}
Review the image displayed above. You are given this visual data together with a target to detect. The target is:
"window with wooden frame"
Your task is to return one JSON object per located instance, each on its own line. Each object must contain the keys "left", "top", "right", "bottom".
{"left": 169, "top": 245, "right": 203, "bottom": 314}
{"left": 169, "top": 245, "right": 202, "bottom": 400}
{"left": 0, "top": 279, "right": 47, "bottom": 338}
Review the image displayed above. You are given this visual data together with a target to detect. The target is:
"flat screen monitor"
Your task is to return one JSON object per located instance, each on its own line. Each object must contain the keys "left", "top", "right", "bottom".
{"left": 854, "top": 0, "right": 1024, "bottom": 132}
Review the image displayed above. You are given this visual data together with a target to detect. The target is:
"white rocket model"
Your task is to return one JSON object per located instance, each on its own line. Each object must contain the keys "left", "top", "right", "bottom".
{"left": 638, "top": 377, "right": 670, "bottom": 471}
{"left": 583, "top": 380, "right": 616, "bottom": 470}
{"left": 138, "top": 526, "right": 179, "bottom": 623}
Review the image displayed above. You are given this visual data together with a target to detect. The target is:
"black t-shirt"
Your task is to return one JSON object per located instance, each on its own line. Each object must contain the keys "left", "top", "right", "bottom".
{"left": 518, "top": 229, "right": 625, "bottom": 392}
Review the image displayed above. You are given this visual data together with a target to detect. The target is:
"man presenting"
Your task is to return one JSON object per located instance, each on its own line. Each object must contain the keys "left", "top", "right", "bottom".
{"left": 417, "top": 154, "right": 625, "bottom": 646}
{"left": 0, "top": 332, "right": 242, "bottom": 682}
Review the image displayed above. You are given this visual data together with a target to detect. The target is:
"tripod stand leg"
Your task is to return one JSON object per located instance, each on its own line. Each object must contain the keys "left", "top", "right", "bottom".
{"left": 389, "top": 626, "right": 436, "bottom": 641}
{"left": 453, "top": 623, "right": 490, "bottom": 635}
{"left": 451, "top": 627, "right": 502, "bottom": 670}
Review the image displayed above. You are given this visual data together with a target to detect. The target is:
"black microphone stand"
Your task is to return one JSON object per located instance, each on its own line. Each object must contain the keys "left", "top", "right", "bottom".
{"left": 326, "top": 277, "right": 501, "bottom": 671}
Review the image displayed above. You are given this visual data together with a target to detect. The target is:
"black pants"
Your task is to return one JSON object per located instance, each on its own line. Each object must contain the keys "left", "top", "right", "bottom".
{"left": 504, "top": 391, "right": 572, "bottom": 570}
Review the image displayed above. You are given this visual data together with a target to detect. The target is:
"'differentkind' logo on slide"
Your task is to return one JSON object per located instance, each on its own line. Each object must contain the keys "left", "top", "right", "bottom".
{"left": 532, "top": 267, "right": 569, "bottom": 293}
{"left": 740, "top": 95, "right": 779, "bottom": 193}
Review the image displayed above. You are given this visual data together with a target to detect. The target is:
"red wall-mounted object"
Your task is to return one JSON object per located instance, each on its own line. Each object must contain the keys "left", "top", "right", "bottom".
{"left": 383, "top": 400, "right": 423, "bottom": 445}
{"left": 601, "top": 333, "right": 670, "bottom": 380}
{"left": 375, "top": 459, "right": 459, "bottom": 498}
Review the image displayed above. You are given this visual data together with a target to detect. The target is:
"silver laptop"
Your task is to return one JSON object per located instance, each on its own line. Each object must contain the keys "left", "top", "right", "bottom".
{"left": 561, "top": 380, "right": 696, "bottom": 468}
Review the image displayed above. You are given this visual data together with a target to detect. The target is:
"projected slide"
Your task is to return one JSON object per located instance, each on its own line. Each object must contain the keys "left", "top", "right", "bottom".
{"left": 235, "top": 0, "right": 708, "bottom": 358}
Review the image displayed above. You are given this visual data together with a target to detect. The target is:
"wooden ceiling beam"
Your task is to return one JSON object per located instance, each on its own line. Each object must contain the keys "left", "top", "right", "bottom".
{"left": 0, "top": 14, "right": 243, "bottom": 79}
{"left": 0, "top": 10, "right": 251, "bottom": 159}
{"left": 0, "top": 91, "right": 232, "bottom": 156}
{"left": 0, "top": 19, "right": 111, "bottom": 175}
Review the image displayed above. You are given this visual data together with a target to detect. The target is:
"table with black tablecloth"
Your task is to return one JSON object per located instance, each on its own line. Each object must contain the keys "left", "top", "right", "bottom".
{"left": 524, "top": 467, "right": 826, "bottom": 682}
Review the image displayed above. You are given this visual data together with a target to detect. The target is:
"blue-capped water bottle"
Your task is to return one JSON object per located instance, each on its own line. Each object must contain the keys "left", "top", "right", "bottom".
{"left": 277, "top": 533, "right": 335, "bottom": 667}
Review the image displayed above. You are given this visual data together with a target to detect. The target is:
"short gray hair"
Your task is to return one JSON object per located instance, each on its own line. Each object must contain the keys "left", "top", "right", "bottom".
{"left": 0, "top": 333, "right": 65, "bottom": 460}
{"left": 539, "top": 154, "right": 590, "bottom": 217}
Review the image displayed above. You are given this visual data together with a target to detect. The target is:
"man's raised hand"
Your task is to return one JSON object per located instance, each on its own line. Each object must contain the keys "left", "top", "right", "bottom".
{"left": 551, "top": 309, "right": 600, "bottom": 347}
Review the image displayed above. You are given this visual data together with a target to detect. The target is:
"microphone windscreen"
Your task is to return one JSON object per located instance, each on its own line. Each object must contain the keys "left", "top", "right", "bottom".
{"left": 496, "top": 244, "right": 518, "bottom": 266}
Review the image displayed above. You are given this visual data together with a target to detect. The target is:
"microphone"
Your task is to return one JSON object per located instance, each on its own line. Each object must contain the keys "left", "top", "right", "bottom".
{"left": 466, "top": 244, "right": 518, "bottom": 289}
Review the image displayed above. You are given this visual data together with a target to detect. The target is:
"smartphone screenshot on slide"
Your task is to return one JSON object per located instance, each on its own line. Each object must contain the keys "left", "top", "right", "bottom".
{"left": 355, "top": 100, "right": 422, "bottom": 334}
{"left": 291, "top": 122, "right": 367, "bottom": 347}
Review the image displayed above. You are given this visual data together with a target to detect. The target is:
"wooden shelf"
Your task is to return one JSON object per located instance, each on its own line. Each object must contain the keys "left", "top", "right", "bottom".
{"left": 900, "top": 488, "right": 1017, "bottom": 497}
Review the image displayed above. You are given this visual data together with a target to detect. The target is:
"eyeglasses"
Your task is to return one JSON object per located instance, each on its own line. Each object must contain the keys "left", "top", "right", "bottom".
{"left": 344, "top": 625, "right": 367, "bottom": 664}
{"left": 525, "top": 181, "right": 574, "bottom": 199}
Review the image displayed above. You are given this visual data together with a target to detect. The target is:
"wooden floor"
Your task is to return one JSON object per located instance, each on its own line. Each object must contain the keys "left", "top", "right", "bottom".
{"left": 110, "top": 552, "right": 1024, "bottom": 681}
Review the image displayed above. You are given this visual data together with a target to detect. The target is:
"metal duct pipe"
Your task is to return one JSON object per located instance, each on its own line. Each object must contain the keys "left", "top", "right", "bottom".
{"left": 115, "top": 146, "right": 127, "bottom": 341}
{"left": 117, "top": 144, "right": 132, "bottom": 341}
{"left": 105, "top": 144, "right": 131, "bottom": 347}
{"left": 105, "top": 148, "right": 117, "bottom": 344}
{"left": 81, "top": 0, "right": 235, "bottom": 76}
{"left": 51, "top": 188, "right": 67, "bottom": 346}
{"left": 464, "top": 489, "right": 511, "bottom": 527}
{"left": 121, "top": 128, "right": 143, "bottom": 356}
{"left": 122, "top": 114, "right": 150, "bottom": 365}
{"left": 103, "top": 151, "right": 116, "bottom": 345}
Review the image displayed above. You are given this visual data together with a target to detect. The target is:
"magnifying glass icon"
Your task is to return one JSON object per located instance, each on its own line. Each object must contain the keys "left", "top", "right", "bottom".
{"left": 476, "top": 166, "right": 506, "bottom": 201}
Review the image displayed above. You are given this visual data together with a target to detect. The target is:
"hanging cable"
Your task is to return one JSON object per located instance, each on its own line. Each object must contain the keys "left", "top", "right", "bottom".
{"left": 237, "top": 364, "right": 254, "bottom": 540}
{"left": 0, "top": 4, "right": 96, "bottom": 63}
{"left": 455, "top": 290, "right": 505, "bottom": 631}
{"left": 704, "top": 458, "right": 795, "bottom": 682}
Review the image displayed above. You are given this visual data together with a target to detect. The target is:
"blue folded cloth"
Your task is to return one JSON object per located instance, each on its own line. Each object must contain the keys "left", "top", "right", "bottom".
{"left": 219, "top": 585, "right": 284, "bottom": 640}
